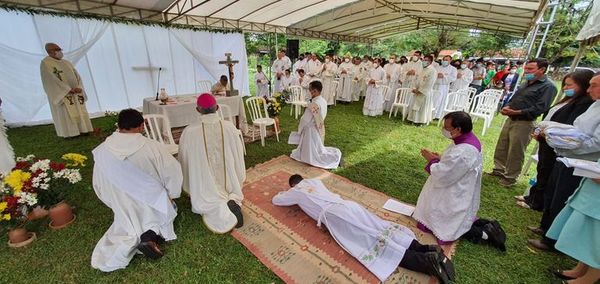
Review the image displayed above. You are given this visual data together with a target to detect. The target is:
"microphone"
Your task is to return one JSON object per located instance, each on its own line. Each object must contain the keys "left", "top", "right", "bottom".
{"left": 155, "top": 67, "right": 162, "bottom": 101}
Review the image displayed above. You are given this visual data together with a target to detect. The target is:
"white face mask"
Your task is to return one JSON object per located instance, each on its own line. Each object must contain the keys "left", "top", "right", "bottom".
{"left": 55, "top": 51, "right": 64, "bottom": 59}
{"left": 344, "top": 58, "right": 350, "bottom": 63}
{"left": 325, "top": 58, "right": 330, "bottom": 63}
{"left": 422, "top": 61, "right": 430, "bottom": 68}
{"left": 373, "top": 63, "right": 378, "bottom": 68}
{"left": 441, "top": 128, "right": 453, "bottom": 139}
{"left": 460, "top": 64, "right": 467, "bottom": 69}
{"left": 389, "top": 59, "right": 395, "bottom": 63}
{"left": 411, "top": 56, "right": 419, "bottom": 62}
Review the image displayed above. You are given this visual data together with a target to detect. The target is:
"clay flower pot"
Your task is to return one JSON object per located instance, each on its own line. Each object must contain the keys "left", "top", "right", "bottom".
{"left": 27, "top": 206, "right": 49, "bottom": 221}
{"left": 48, "top": 201, "right": 76, "bottom": 229}
{"left": 7, "top": 228, "right": 36, "bottom": 248}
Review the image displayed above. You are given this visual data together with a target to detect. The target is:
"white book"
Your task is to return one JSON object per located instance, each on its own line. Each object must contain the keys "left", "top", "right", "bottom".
{"left": 557, "top": 157, "right": 600, "bottom": 178}
{"left": 382, "top": 199, "right": 415, "bottom": 216}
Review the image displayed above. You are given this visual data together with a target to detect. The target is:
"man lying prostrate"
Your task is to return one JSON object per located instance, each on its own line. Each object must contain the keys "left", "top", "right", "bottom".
{"left": 91, "top": 109, "right": 183, "bottom": 272}
{"left": 414, "top": 111, "right": 506, "bottom": 251}
{"left": 272, "top": 174, "right": 455, "bottom": 284}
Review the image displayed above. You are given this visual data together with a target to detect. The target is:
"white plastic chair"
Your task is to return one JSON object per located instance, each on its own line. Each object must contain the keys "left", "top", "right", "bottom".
{"left": 288, "top": 85, "right": 307, "bottom": 119}
{"left": 218, "top": 104, "right": 246, "bottom": 155}
{"left": 466, "top": 87, "right": 478, "bottom": 112}
{"left": 469, "top": 92, "right": 499, "bottom": 136}
{"left": 245, "top": 97, "right": 280, "bottom": 146}
{"left": 197, "top": 80, "right": 212, "bottom": 93}
{"left": 389, "top": 88, "right": 411, "bottom": 120}
{"left": 522, "top": 143, "right": 540, "bottom": 176}
{"left": 143, "top": 114, "right": 178, "bottom": 155}
{"left": 436, "top": 89, "right": 471, "bottom": 126}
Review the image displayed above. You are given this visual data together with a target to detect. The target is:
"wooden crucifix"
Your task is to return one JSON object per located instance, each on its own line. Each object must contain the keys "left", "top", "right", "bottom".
{"left": 218, "top": 53, "right": 239, "bottom": 96}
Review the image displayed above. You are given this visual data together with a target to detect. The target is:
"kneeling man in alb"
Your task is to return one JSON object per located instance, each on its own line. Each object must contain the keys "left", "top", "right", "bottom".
{"left": 178, "top": 93, "right": 245, "bottom": 233}
{"left": 91, "top": 109, "right": 183, "bottom": 272}
{"left": 289, "top": 81, "right": 342, "bottom": 169}
{"left": 413, "top": 111, "right": 506, "bottom": 251}
{"left": 273, "top": 175, "right": 456, "bottom": 284}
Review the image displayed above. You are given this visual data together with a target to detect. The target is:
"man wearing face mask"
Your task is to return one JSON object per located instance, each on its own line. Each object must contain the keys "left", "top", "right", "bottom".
{"left": 337, "top": 53, "right": 354, "bottom": 103}
{"left": 401, "top": 51, "right": 423, "bottom": 90}
{"left": 487, "top": 58, "right": 558, "bottom": 187}
{"left": 450, "top": 59, "right": 473, "bottom": 92}
{"left": 40, "top": 42, "right": 93, "bottom": 138}
{"left": 414, "top": 111, "right": 506, "bottom": 251}
{"left": 320, "top": 55, "right": 338, "bottom": 105}
{"left": 407, "top": 55, "right": 436, "bottom": 126}
{"left": 470, "top": 58, "right": 486, "bottom": 94}
{"left": 498, "top": 65, "right": 520, "bottom": 107}
{"left": 363, "top": 58, "right": 386, "bottom": 116}
{"left": 433, "top": 55, "right": 458, "bottom": 120}
{"left": 383, "top": 54, "right": 402, "bottom": 111}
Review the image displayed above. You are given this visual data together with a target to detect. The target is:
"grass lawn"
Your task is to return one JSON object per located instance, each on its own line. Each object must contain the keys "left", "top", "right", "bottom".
{"left": 1, "top": 101, "right": 574, "bottom": 283}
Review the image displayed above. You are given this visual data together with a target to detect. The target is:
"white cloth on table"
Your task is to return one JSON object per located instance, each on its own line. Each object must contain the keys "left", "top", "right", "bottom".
{"left": 413, "top": 143, "right": 482, "bottom": 241}
{"left": 91, "top": 132, "right": 182, "bottom": 272}
{"left": 40, "top": 56, "right": 93, "bottom": 137}
{"left": 178, "top": 113, "right": 245, "bottom": 233}
{"left": 407, "top": 64, "right": 436, "bottom": 124}
{"left": 272, "top": 179, "right": 415, "bottom": 282}
{"left": 433, "top": 65, "right": 457, "bottom": 119}
{"left": 254, "top": 72, "right": 269, "bottom": 97}
{"left": 0, "top": 112, "right": 15, "bottom": 174}
{"left": 337, "top": 62, "right": 354, "bottom": 102}
{"left": 363, "top": 67, "right": 386, "bottom": 116}
{"left": 289, "top": 95, "right": 341, "bottom": 169}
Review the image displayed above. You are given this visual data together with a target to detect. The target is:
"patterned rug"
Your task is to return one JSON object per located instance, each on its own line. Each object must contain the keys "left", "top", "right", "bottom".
{"left": 232, "top": 156, "right": 457, "bottom": 284}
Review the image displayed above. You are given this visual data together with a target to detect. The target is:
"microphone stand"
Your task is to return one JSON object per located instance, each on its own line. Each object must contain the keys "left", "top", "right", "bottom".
{"left": 155, "top": 67, "right": 162, "bottom": 101}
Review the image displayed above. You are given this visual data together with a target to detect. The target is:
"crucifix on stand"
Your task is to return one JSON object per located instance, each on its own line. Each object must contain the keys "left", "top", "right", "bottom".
{"left": 218, "top": 53, "right": 239, "bottom": 96}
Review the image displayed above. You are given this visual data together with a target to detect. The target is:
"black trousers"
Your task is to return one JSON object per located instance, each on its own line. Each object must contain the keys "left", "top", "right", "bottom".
{"left": 525, "top": 140, "right": 556, "bottom": 211}
{"left": 540, "top": 162, "right": 583, "bottom": 244}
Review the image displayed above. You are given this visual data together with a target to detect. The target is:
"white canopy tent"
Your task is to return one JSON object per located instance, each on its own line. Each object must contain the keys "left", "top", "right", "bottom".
{"left": 570, "top": 0, "right": 600, "bottom": 70}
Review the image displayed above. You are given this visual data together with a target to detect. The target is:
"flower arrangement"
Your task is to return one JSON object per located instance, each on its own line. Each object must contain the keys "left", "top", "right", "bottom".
{"left": 263, "top": 93, "right": 286, "bottom": 117}
{"left": 1, "top": 153, "right": 86, "bottom": 230}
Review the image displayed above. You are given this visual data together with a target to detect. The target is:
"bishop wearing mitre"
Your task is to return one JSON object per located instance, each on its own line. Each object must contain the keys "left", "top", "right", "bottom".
{"left": 40, "top": 43, "right": 93, "bottom": 138}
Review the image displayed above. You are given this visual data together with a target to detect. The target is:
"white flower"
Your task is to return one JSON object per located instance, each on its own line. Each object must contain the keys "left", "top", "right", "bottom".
{"left": 40, "top": 184, "right": 49, "bottom": 190}
{"left": 16, "top": 154, "right": 36, "bottom": 162}
{"left": 30, "top": 159, "right": 51, "bottom": 172}
{"left": 44, "top": 178, "right": 51, "bottom": 183}
{"left": 17, "top": 192, "right": 38, "bottom": 206}
{"left": 55, "top": 169, "right": 82, "bottom": 184}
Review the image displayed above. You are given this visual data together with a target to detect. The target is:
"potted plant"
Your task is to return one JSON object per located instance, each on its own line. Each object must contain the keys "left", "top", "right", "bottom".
{"left": 12, "top": 153, "right": 86, "bottom": 230}
{"left": 1, "top": 169, "right": 38, "bottom": 247}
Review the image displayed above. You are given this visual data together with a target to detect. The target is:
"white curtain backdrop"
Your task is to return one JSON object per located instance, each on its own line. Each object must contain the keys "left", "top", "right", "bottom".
{"left": 0, "top": 10, "right": 249, "bottom": 126}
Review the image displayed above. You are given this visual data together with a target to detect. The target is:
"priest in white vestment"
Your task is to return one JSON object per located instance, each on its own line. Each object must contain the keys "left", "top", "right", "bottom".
{"left": 351, "top": 58, "right": 364, "bottom": 101}
{"left": 254, "top": 65, "right": 270, "bottom": 97}
{"left": 383, "top": 55, "right": 402, "bottom": 111}
{"left": 0, "top": 99, "right": 15, "bottom": 174}
{"left": 359, "top": 57, "right": 372, "bottom": 99}
{"left": 273, "top": 175, "right": 456, "bottom": 283}
{"left": 337, "top": 53, "right": 354, "bottom": 103}
{"left": 306, "top": 53, "right": 322, "bottom": 80}
{"left": 292, "top": 69, "right": 311, "bottom": 101}
{"left": 433, "top": 56, "right": 458, "bottom": 120}
{"left": 413, "top": 111, "right": 506, "bottom": 251}
{"left": 402, "top": 51, "right": 424, "bottom": 90}
{"left": 178, "top": 94, "right": 246, "bottom": 233}
{"left": 91, "top": 109, "right": 183, "bottom": 272}
{"left": 320, "top": 55, "right": 338, "bottom": 105}
{"left": 280, "top": 69, "right": 294, "bottom": 91}
{"left": 450, "top": 61, "right": 474, "bottom": 92}
{"left": 363, "top": 59, "right": 386, "bottom": 116}
{"left": 407, "top": 55, "right": 437, "bottom": 125}
{"left": 211, "top": 75, "right": 229, "bottom": 96}
{"left": 289, "top": 81, "right": 341, "bottom": 169}
{"left": 272, "top": 50, "right": 291, "bottom": 93}
{"left": 40, "top": 43, "right": 93, "bottom": 138}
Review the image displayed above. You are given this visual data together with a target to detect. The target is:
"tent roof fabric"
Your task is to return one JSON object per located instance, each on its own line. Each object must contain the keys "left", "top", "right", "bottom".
{"left": 576, "top": 0, "right": 600, "bottom": 45}
{"left": 1, "top": 0, "right": 547, "bottom": 42}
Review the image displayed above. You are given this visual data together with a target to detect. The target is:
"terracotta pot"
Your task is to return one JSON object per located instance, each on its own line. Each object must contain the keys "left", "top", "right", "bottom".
{"left": 49, "top": 201, "right": 75, "bottom": 229}
{"left": 27, "top": 206, "right": 49, "bottom": 221}
{"left": 8, "top": 228, "right": 29, "bottom": 244}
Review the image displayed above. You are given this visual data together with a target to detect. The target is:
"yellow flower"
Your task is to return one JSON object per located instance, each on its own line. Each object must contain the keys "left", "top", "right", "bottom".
{"left": 0, "top": 202, "right": 6, "bottom": 212}
{"left": 62, "top": 153, "right": 87, "bottom": 167}
{"left": 1, "top": 214, "right": 10, "bottom": 221}
{"left": 4, "top": 170, "right": 31, "bottom": 193}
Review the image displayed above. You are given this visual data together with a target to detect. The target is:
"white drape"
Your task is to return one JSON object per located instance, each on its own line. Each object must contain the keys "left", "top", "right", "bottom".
{"left": 0, "top": 10, "right": 249, "bottom": 126}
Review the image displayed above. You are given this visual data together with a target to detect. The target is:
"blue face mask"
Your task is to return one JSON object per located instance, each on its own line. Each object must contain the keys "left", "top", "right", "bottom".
{"left": 422, "top": 61, "right": 430, "bottom": 68}
{"left": 524, "top": 73, "right": 536, "bottom": 81}
{"left": 441, "top": 61, "right": 449, "bottom": 67}
{"left": 564, "top": 89, "right": 575, "bottom": 97}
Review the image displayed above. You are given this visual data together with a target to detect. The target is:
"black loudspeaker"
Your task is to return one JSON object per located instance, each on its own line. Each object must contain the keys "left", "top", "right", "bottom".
{"left": 286, "top": 39, "right": 299, "bottom": 61}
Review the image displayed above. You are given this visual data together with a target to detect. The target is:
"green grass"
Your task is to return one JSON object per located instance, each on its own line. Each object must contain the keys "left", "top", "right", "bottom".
{"left": 0, "top": 102, "right": 574, "bottom": 283}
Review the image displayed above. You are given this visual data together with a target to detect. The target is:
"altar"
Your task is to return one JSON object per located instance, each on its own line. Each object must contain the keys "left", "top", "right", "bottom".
{"left": 142, "top": 95, "right": 247, "bottom": 130}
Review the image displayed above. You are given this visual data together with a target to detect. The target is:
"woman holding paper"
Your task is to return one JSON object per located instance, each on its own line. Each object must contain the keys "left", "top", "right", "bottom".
{"left": 528, "top": 73, "right": 600, "bottom": 252}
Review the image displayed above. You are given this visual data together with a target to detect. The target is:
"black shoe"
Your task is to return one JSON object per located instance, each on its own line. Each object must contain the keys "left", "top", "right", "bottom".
{"left": 551, "top": 269, "right": 577, "bottom": 280}
{"left": 137, "top": 241, "right": 163, "bottom": 260}
{"left": 227, "top": 200, "right": 244, "bottom": 228}
{"left": 408, "top": 240, "right": 443, "bottom": 254}
{"left": 438, "top": 252, "right": 456, "bottom": 283}
{"left": 422, "top": 252, "right": 452, "bottom": 284}
{"left": 484, "top": 220, "right": 507, "bottom": 251}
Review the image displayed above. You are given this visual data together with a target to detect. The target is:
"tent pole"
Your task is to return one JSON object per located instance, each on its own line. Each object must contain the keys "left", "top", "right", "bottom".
{"left": 569, "top": 41, "right": 586, "bottom": 71}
